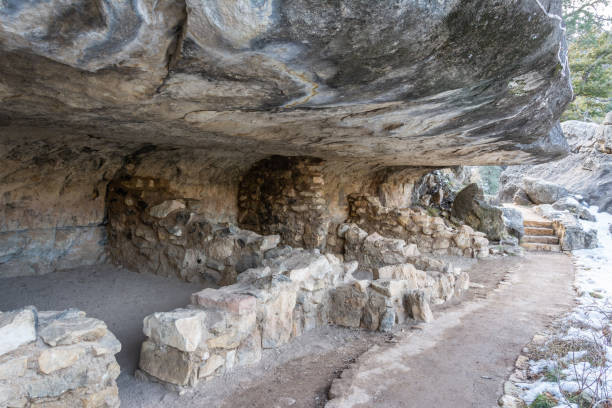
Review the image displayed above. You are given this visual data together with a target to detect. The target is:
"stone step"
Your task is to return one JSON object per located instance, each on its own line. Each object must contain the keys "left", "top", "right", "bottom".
{"left": 523, "top": 219, "right": 553, "bottom": 228}
{"left": 524, "top": 226, "right": 555, "bottom": 236}
{"left": 520, "top": 242, "right": 561, "bottom": 252}
{"left": 522, "top": 235, "right": 559, "bottom": 244}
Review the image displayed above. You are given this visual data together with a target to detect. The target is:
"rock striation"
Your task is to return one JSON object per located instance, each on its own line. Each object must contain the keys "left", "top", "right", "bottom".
{"left": 0, "top": 0, "right": 575, "bottom": 277}
{"left": 0, "top": 0, "right": 571, "bottom": 166}
{"left": 0, "top": 307, "right": 121, "bottom": 408}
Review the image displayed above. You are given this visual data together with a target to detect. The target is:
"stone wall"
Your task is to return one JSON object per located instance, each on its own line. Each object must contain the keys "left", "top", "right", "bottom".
{"left": 345, "top": 194, "right": 490, "bottom": 258}
{"left": 106, "top": 175, "right": 280, "bottom": 285}
{"left": 0, "top": 306, "right": 121, "bottom": 407}
{"left": 137, "top": 230, "right": 470, "bottom": 388}
{"left": 238, "top": 156, "right": 330, "bottom": 250}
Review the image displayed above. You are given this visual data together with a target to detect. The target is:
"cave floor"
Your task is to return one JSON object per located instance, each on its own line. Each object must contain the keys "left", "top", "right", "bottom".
{"left": 0, "top": 253, "right": 575, "bottom": 408}
{"left": 0, "top": 264, "right": 205, "bottom": 402}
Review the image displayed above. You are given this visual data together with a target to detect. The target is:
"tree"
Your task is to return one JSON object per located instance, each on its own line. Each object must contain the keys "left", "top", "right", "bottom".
{"left": 561, "top": 0, "right": 612, "bottom": 123}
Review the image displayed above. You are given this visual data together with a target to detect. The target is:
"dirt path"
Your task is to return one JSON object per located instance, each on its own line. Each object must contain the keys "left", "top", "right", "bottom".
{"left": 325, "top": 252, "right": 575, "bottom": 408}
{"left": 0, "top": 253, "right": 574, "bottom": 408}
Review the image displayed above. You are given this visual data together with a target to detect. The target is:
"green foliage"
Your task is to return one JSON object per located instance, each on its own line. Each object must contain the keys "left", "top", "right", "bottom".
{"left": 566, "top": 392, "right": 592, "bottom": 407}
{"left": 544, "top": 368, "right": 563, "bottom": 382}
{"left": 561, "top": 0, "right": 612, "bottom": 123}
{"left": 530, "top": 393, "right": 557, "bottom": 408}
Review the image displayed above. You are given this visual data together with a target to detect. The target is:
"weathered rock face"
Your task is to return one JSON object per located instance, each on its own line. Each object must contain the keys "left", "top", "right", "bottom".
{"left": 522, "top": 177, "right": 569, "bottom": 204}
{"left": 500, "top": 118, "right": 612, "bottom": 213}
{"left": 501, "top": 207, "right": 525, "bottom": 240}
{"left": 451, "top": 184, "right": 506, "bottom": 241}
{"left": 1, "top": 0, "right": 574, "bottom": 278}
{"left": 552, "top": 196, "right": 595, "bottom": 221}
{"left": 0, "top": 131, "right": 127, "bottom": 278}
{"left": 0, "top": 307, "right": 121, "bottom": 408}
{"left": 0, "top": 0, "right": 571, "bottom": 167}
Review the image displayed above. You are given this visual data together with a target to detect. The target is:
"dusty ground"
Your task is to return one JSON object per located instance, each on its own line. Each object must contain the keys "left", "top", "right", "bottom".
{"left": 326, "top": 252, "right": 575, "bottom": 408}
{"left": 0, "top": 253, "right": 574, "bottom": 408}
{"left": 0, "top": 264, "right": 204, "bottom": 403}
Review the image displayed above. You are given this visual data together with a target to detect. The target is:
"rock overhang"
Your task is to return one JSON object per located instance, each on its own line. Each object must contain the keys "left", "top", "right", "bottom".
{"left": 0, "top": 0, "right": 572, "bottom": 166}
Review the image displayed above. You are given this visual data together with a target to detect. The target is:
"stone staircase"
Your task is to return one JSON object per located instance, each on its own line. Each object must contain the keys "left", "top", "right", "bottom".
{"left": 520, "top": 219, "right": 561, "bottom": 252}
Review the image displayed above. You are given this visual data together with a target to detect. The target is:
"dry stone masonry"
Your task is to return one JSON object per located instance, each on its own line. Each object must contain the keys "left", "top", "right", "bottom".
{"left": 345, "top": 195, "right": 490, "bottom": 258}
{"left": 138, "top": 236, "right": 470, "bottom": 388}
{"left": 238, "top": 156, "right": 329, "bottom": 250}
{"left": 0, "top": 307, "right": 120, "bottom": 408}
{"left": 107, "top": 175, "right": 280, "bottom": 285}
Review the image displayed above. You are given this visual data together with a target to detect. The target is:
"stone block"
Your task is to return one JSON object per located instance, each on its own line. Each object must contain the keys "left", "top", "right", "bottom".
{"left": 259, "top": 286, "right": 297, "bottom": 349}
{"left": 139, "top": 340, "right": 198, "bottom": 386}
{"left": 38, "top": 345, "right": 86, "bottom": 374}
{"left": 329, "top": 286, "right": 367, "bottom": 328}
{"left": 192, "top": 288, "right": 256, "bottom": 315}
{"left": 406, "top": 290, "right": 433, "bottom": 322}
{"left": 375, "top": 263, "right": 420, "bottom": 282}
{"left": 143, "top": 308, "right": 207, "bottom": 352}
{"left": 149, "top": 199, "right": 186, "bottom": 218}
{"left": 235, "top": 330, "right": 262, "bottom": 367}
{"left": 362, "top": 292, "right": 388, "bottom": 331}
{"left": 198, "top": 354, "right": 225, "bottom": 379}
{"left": 0, "top": 355, "right": 28, "bottom": 380}
{"left": 0, "top": 307, "right": 37, "bottom": 356}
{"left": 370, "top": 280, "right": 408, "bottom": 298}
{"left": 40, "top": 317, "right": 107, "bottom": 347}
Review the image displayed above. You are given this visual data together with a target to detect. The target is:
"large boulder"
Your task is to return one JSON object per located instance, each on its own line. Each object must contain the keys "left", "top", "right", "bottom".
{"left": 499, "top": 118, "right": 612, "bottom": 213}
{"left": 451, "top": 183, "right": 505, "bottom": 241}
{"left": 522, "top": 177, "right": 569, "bottom": 204}
{"left": 501, "top": 207, "right": 524, "bottom": 240}
{"left": 552, "top": 197, "right": 595, "bottom": 221}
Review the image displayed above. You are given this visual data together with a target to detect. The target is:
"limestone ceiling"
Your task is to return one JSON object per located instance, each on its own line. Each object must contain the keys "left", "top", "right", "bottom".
{"left": 0, "top": 0, "right": 572, "bottom": 166}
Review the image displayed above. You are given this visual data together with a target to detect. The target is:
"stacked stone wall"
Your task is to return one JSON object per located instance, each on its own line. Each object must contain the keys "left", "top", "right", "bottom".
{"left": 106, "top": 175, "right": 280, "bottom": 285}
{"left": 346, "top": 194, "right": 490, "bottom": 258}
{"left": 0, "top": 307, "right": 121, "bottom": 407}
{"left": 138, "top": 229, "right": 470, "bottom": 388}
{"left": 238, "top": 156, "right": 330, "bottom": 250}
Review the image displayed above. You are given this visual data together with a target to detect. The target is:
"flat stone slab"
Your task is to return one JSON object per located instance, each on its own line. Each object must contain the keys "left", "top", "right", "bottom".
{"left": 0, "top": 307, "right": 36, "bottom": 356}
{"left": 191, "top": 289, "right": 256, "bottom": 316}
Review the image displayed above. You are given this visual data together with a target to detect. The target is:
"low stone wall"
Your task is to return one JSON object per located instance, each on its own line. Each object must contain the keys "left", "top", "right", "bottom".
{"left": 238, "top": 156, "right": 330, "bottom": 250}
{"left": 107, "top": 176, "right": 281, "bottom": 285}
{"left": 346, "top": 194, "right": 490, "bottom": 258}
{"left": 138, "top": 232, "right": 470, "bottom": 388}
{"left": 0, "top": 306, "right": 121, "bottom": 407}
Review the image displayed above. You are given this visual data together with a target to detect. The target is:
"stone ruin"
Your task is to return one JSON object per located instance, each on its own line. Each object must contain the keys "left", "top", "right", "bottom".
{"left": 0, "top": 307, "right": 121, "bottom": 407}
{"left": 137, "top": 241, "right": 470, "bottom": 388}
{"left": 0, "top": 0, "right": 575, "bottom": 405}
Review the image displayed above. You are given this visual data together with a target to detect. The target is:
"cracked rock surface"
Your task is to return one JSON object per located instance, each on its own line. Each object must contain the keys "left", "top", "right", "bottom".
{"left": 0, "top": 0, "right": 571, "bottom": 166}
